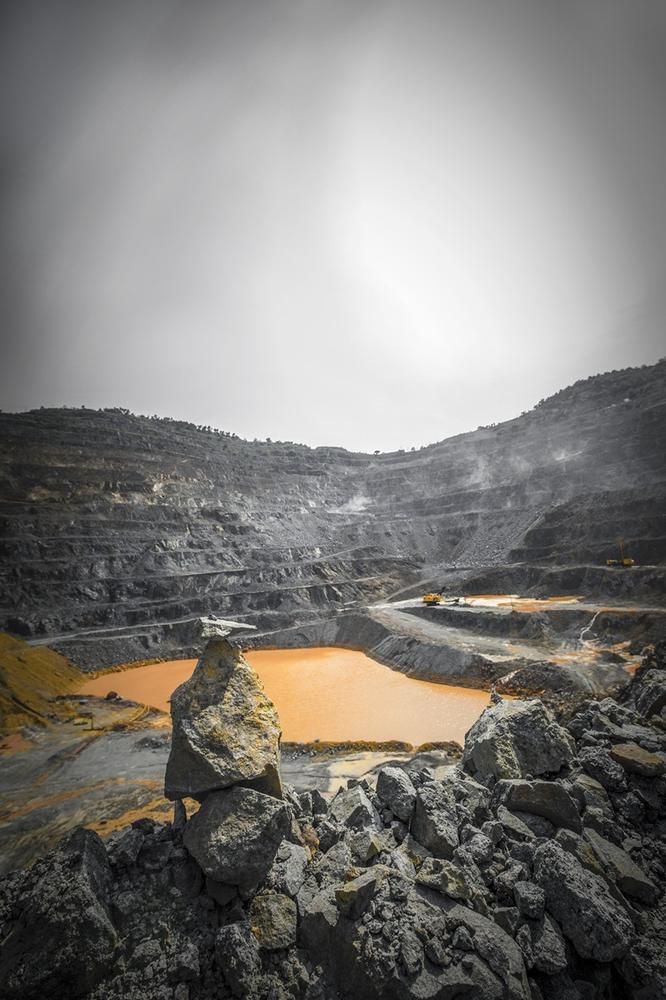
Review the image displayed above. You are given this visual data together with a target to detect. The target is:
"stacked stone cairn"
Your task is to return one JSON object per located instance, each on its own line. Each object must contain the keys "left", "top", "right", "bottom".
{"left": 1, "top": 637, "right": 665, "bottom": 999}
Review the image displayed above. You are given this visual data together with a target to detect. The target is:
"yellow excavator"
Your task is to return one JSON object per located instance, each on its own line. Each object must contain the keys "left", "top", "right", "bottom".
{"left": 606, "top": 539, "right": 635, "bottom": 568}
{"left": 422, "top": 592, "right": 442, "bottom": 606}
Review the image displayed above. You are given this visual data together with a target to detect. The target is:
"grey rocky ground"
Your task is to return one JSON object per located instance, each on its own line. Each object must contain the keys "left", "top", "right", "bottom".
{"left": 1, "top": 640, "right": 665, "bottom": 999}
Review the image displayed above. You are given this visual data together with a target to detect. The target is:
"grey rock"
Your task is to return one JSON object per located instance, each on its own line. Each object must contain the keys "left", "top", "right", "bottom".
{"left": 442, "top": 770, "right": 492, "bottom": 823}
{"left": 167, "top": 939, "right": 200, "bottom": 983}
{"left": 494, "top": 862, "right": 529, "bottom": 904}
{"left": 513, "top": 812, "right": 555, "bottom": 839}
{"left": 629, "top": 668, "right": 666, "bottom": 719}
{"left": 172, "top": 798, "right": 187, "bottom": 835}
{"left": 165, "top": 637, "right": 282, "bottom": 801}
{"left": 584, "top": 829, "right": 659, "bottom": 904}
{"left": 214, "top": 922, "right": 261, "bottom": 997}
{"left": 396, "top": 832, "right": 432, "bottom": 871}
{"left": 533, "top": 840, "right": 634, "bottom": 961}
{"left": 347, "top": 828, "right": 394, "bottom": 864}
{"left": 530, "top": 914, "right": 567, "bottom": 975}
{"left": 298, "top": 885, "right": 340, "bottom": 954}
{"left": 497, "top": 804, "right": 536, "bottom": 841}
{"left": 376, "top": 766, "right": 417, "bottom": 822}
{"left": 462, "top": 699, "right": 575, "bottom": 780}
{"left": 482, "top": 820, "right": 504, "bottom": 845}
{"left": 513, "top": 881, "right": 545, "bottom": 920}
{"left": 295, "top": 873, "right": 320, "bottom": 919}
{"left": 311, "top": 788, "right": 329, "bottom": 815}
{"left": 328, "top": 785, "right": 381, "bottom": 832}
{"left": 0, "top": 829, "right": 116, "bottom": 1000}
{"left": 554, "top": 829, "right": 606, "bottom": 879}
{"left": 577, "top": 746, "right": 627, "bottom": 791}
{"left": 411, "top": 783, "right": 459, "bottom": 859}
{"left": 265, "top": 840, "right": 309, "bottom": 897}
{"left": 387, "top": 849, "right": 416, "bottom": 879}
{"left": 315, "top": 818, "right": 343, "bottom": 852}
{"left": 311, "top": 839, "right": 353, "bottom": 886}
{"left": 570, "top": 772, "right": 611, "bottom": 812}
{"left": 424, "top": 937, "right": 452, "bottom": 966}
{"left": 497, "top": 779, "right": 582, "bottom": 832}
{"left": 494, "top": 906, "right": 520, "bottom": 936}
{"left": 400, "top": 928, "right": 424, "bottom": 975}
{"left": 296, "top": 790, "right": 312, "bottom": 816}
{"left": 516, "top": 924, "right": 534, "bottom": 968}
{"left": 610, "top": 742, "right": 666, "bottom": 777}
{"left": 107, "top": 826, "right": 144, "bottom": 868}
{"left": 249, "top": 893, "right": 297, "bottom": 949}
{"left": 509, "top": 841, "right": 536, "bottom": 867}
{"left": 334, "top": 869, "right": 384, "bottom": 919}
{"left": 182, "top": 786, "right": 290, "bottom": 891}
{"left": 468, "top": 833, "right": 495, "bottom": 866}
{"left": 391, "top": 819, "right": 408, "bottom": 844}
{"left": 453, "top": 925, "right": 475, "bottom": 951}
{"left": 171, "top": 855, "right": 203, "bottom": 899}
{"left": 415, "top": 857, "right": 473, "bottom": 900}
{"left": 448, "top": 902, "right": 530, "bottom": 995}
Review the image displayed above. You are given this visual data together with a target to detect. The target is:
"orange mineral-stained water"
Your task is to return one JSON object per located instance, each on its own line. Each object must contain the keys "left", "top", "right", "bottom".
{"left": 79, "top": 647, "right": 492, "bottom": 746}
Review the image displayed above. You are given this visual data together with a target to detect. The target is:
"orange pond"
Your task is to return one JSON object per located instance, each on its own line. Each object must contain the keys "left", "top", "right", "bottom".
{"left": 79, "top": 648, "right": 492, "bottom": 746}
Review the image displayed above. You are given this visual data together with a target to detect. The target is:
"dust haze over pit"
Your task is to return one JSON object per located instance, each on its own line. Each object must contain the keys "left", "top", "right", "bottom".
{"left": 1, "top": 1, "right": 666, "bottom": 453}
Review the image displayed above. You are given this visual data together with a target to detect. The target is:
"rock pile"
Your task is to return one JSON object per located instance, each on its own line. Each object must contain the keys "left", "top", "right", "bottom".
{"left": 166, "top": 630, "right": 289, "bottom": 894}
{"left": 1, "top": 643, "right": 665, "bottom": 999}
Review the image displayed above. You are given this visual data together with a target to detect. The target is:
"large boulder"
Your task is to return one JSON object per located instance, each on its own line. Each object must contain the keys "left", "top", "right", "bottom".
{"left": 462, "top": 699, "right": 575, "bottom": 780}
{"left": 411, "top": 783, "right": 459, "bottom": 858}
{"left": 376, "top": 766, "right": 417, "bottom": 822}
{"left": 583, "top": 829, "right": 659, "bottom": 904}
{"left": 165, "top": 637, "right": 282, "bottom": 801}
{"left": 495, "top": 779, "right": 582, "bottom": 832}
{"left": 610, "top": 742, "right": 666, "bottom": 778}
{"left": 328, "top": 785, "right": 381, "bottom": 832}
{"left": 578, "top": 746, "right": 627, "bottom": 790}
{"left": 183, "top": 786, "right": 290, "bottom": 892}
{"left": 0, "top": 829, "right": 117, "bottom": 999}
{"left": 533, "top": 840, "right": 634, "bottom": 962}
{"left": 265, "top": 841, "right": 310, "bottom": 897}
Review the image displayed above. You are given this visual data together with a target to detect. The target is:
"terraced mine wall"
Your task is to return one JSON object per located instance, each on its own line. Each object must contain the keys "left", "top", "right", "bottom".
{"left": 1, "top": 360, "right": 664, "bottom": 659}
{"left": 242, "top": 613, "right": 525, "bottom": 690}
{"left": 402, "top": 604, "right": 666, "bottom": 648}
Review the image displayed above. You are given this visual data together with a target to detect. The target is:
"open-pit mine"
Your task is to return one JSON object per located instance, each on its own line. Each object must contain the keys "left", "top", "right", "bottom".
{"left": 1, "top": 360, "right": 665, "bottom": 1000}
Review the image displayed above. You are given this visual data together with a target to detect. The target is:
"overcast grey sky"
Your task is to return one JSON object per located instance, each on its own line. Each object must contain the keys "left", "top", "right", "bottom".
{"left": 2, "top": 1, "right": 665, "bottom": 452}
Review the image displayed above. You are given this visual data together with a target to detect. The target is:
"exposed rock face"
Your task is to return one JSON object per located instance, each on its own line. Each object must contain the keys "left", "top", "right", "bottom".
{"left": 462, "top": 698, "right": 575, "bottom": 780}
{"left": 182, "top": 786, "right": 290, "bottom": 892}
{"left": 496, "top": 778, "right": 583, "bottom": 832}
{"left": 165, "top": 636, "right": 282, "bottom": 801}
